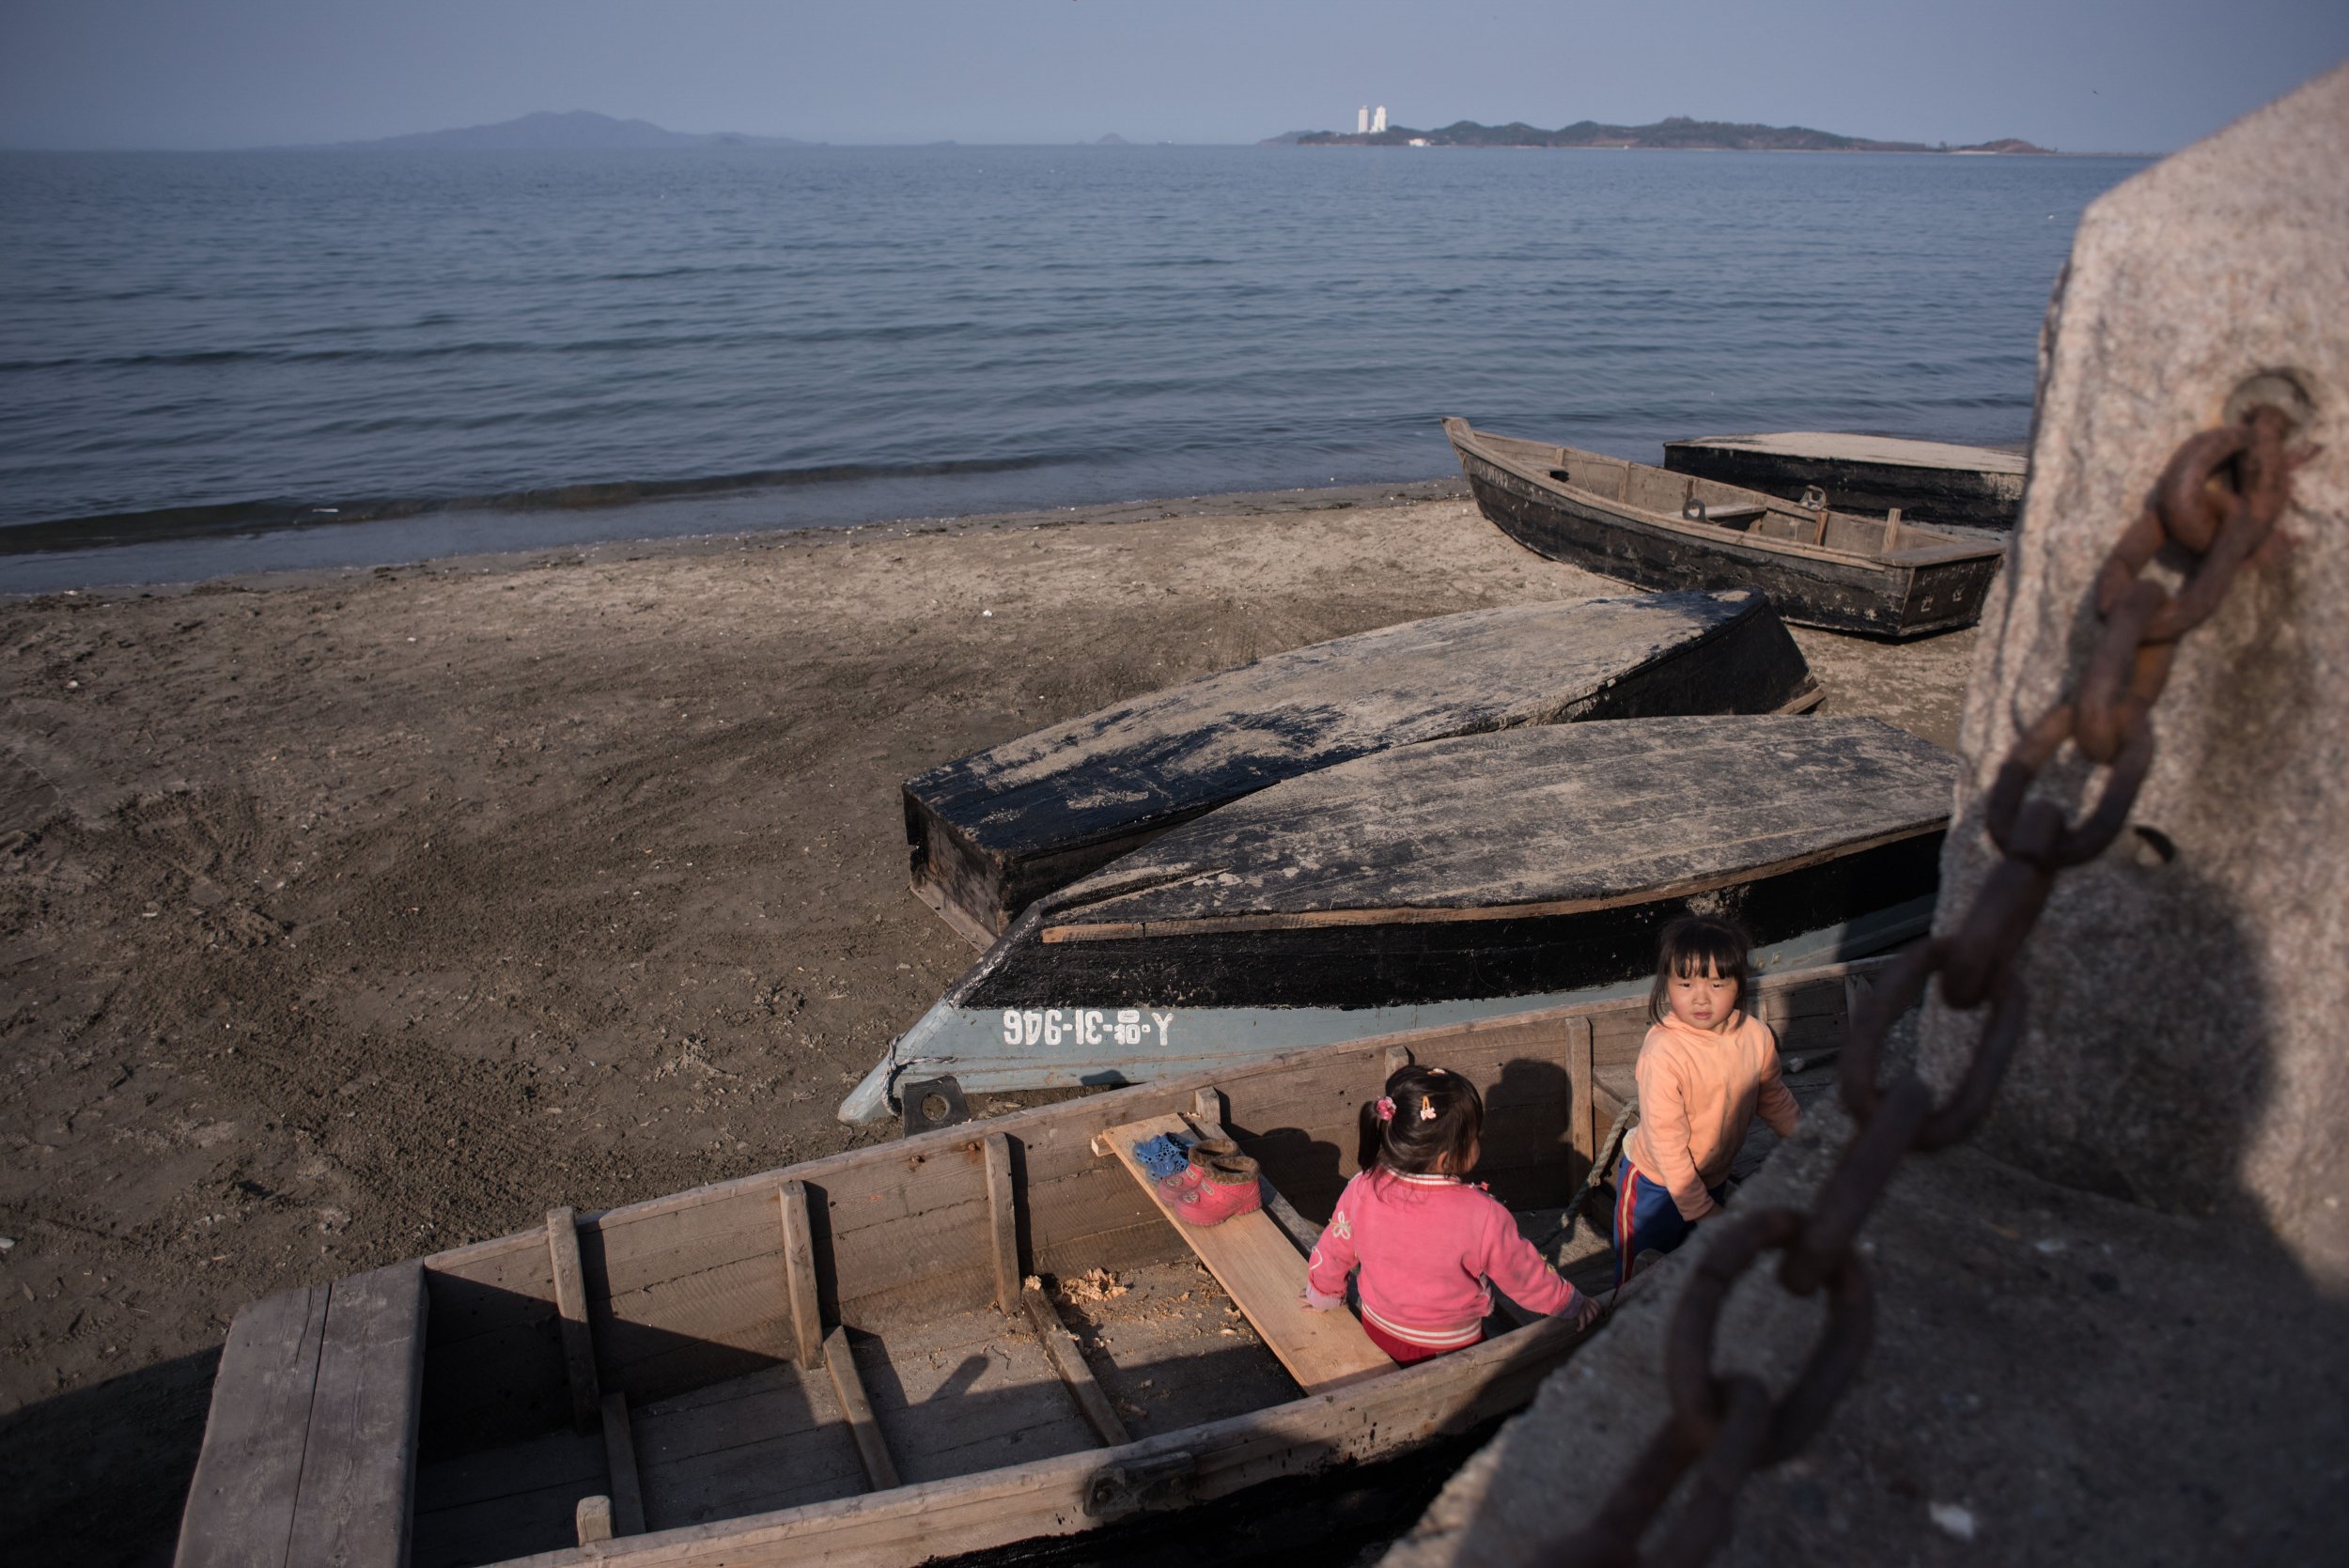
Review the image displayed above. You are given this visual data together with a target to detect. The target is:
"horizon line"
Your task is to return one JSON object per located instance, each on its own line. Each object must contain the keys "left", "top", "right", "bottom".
{"left": 0, "top": 138, "right": 2168, "bottom": 157}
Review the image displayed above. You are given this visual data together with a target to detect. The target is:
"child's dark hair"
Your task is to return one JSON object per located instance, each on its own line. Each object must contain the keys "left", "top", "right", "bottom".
{"left": 1648, "top": 913, "right": 1754, "bottom": 1024}
{"left": 1357, "top": 1064, "right": 1484, "bottom": 1180}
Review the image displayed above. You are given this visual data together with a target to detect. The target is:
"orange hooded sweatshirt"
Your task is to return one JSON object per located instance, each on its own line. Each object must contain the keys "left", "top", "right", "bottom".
{"left": 1622, "top": 1010, "right": 1798, "bottom": 1221}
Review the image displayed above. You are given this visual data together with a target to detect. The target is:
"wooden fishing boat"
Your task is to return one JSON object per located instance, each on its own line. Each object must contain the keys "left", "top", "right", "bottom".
{"left": 173, "top": 963, "right": 1883, "bottom": 1568}
{"left": 905, "top": 589, "right": 1818, "bottom": 947}
{"left": 1660, "top": 430, "right": 2028, "bottom": 535}
{"left": 1444, "top": 418, "right": 2005, "bottom": 637}
{"left": 842, "top": 715, "right": 1950, "bottom": 1126}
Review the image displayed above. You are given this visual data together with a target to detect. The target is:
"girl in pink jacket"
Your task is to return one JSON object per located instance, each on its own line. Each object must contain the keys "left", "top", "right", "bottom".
{"left": 1302, "top": 1064, "right": 1601, "bottom": 1363}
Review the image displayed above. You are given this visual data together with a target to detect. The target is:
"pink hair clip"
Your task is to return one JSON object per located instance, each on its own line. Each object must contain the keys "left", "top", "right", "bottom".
{"left": 1419, "top": 1100, "right": 1439, "bottom": 1122}
{"left": 1374, "top": 1095, "right": 1396, "bottom": 1122}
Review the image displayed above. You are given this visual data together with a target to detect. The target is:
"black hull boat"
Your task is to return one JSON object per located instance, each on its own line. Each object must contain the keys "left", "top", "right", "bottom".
{"left": 904, "top": 590, "right": 1817, "bottom": 946}
{"left": 1446, "top": 418, "right": 2005, "bottom": 638}
{"left": 844, "top": 715, "right": 1953, "bottom": 1124}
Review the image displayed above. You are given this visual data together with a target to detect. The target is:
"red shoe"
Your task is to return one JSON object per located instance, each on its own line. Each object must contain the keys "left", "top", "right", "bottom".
{"left": 1174, "top": 1155, "right": 1263, "bottom": 1228}
{"left": 1154, "top": 1137, "right": 1238, "bottom": 1203}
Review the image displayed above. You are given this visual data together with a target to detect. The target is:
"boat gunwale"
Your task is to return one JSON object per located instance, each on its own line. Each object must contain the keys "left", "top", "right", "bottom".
{"left": 1036, "top": 818, "right": 1947, "bottom": 942}
{"left": 1661, "top": 431, "right": 2029, "bottom": 477}
{"left": 1446, "top": 418, "right": 2002, "bottom": 571}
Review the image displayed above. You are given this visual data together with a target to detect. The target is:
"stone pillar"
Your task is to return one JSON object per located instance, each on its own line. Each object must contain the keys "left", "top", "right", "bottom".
{"left": 1917, "top": 60, "right": 2349, "bottom": 1285}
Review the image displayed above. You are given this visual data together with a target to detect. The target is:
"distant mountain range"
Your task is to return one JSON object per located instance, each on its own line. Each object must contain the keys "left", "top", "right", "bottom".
{"left": 1268, "top": 116, "right": 2052, "bottom": 154}
{"left": 323, "top": 111, "right": 818, "bottom": 151}
{"left": 288, "top": 110, "right": 2050, "bottom": 156}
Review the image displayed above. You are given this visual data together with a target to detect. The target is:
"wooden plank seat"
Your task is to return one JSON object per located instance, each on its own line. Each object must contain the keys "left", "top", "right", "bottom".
{"left": 1097, "top": 1112, "right": 1391, "bottom": 1393}
{"left": 175, "top": 1260, "right": 428, "bottom": 1568}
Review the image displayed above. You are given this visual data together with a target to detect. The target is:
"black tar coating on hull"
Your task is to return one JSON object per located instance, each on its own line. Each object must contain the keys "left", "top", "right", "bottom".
{"left": 967, "top": 830, "right": 1945, "bottom": 1010}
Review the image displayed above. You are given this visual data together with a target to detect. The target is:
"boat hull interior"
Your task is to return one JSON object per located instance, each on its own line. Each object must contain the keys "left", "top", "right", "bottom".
{"left": 177, "top": 969, "right": 1877, "bottom": 1568}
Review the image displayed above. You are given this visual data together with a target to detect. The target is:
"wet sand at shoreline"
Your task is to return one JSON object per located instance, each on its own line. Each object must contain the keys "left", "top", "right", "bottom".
{"left": 0, "top": 488, "right": 1979, "bottom": 1561}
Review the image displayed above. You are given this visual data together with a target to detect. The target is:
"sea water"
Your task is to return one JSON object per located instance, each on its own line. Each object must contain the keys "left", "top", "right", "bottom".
{"left": 0, "top": 145, "right": 2148, "bottom": 590}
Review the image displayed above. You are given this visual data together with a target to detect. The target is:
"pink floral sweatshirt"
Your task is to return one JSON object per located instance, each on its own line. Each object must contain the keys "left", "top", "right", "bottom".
{"left": 1304, "top": 1169, "right": 1586, "bottom": 1350}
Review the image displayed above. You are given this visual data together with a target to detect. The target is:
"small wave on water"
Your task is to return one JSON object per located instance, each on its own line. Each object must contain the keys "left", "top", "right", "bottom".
{"left": 0, "top": 453, "right": 1083, "bottom": 557}
{"left": 0, "top": 318, "right": 1009, "bottom": 375}
{"left": 0, "top": 145, "right": 2148, "bottom": 590}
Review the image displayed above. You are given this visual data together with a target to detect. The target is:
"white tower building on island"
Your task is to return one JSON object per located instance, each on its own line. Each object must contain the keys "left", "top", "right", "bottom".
{"left": 1373, "top": 105, "right": 1388, "bottom": 133}
{"left": 1358, "top": 105, "right": 1371, "bottom": 133}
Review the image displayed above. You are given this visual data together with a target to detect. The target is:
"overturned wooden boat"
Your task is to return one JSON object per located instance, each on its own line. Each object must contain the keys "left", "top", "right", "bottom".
{"left": 906, "top": 589, "right": 1818, "bottom": 946}
{"left": 1661, "top": 430, "right": 2028, "bottom": 535}
{"left": 842, "top": 714, "right": 1950, "bottom": 1125}
{"left": 174, "top": 965, "right": 1881, "bottom": 1568}
{"left": 1445, "top": 418, "right": 2006, "bottom": 637}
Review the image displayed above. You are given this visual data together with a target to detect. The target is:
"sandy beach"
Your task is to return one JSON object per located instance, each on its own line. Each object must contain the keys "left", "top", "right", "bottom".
{"left": 0, "top": 487, "right": 1979, "bottom": 1561}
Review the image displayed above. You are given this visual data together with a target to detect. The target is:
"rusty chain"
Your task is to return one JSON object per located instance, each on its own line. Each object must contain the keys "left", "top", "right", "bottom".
{"left": 1541, "top": 403, "right": 2306, "bottom": 1568}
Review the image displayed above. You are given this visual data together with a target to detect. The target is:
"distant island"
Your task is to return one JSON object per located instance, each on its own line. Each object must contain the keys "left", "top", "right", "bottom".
{"left": 273, "top": 110, "right": 2054, "bottom": 156}
{"left": 320, "top": 111, "right": 818, "bottom": 151}
{"left": 1267, "top": 116, "right": 2052, "bottom": 154}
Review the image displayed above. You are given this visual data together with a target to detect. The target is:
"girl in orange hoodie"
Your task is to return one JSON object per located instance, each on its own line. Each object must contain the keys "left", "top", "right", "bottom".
{"left": 1611, "top": 914, "right": 1799, "bottom": 1287}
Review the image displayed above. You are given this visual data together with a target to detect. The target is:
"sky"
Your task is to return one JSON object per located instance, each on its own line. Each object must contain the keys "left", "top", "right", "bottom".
{"left": 2, "top": 0, "right": 2344, "bottom": 154}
